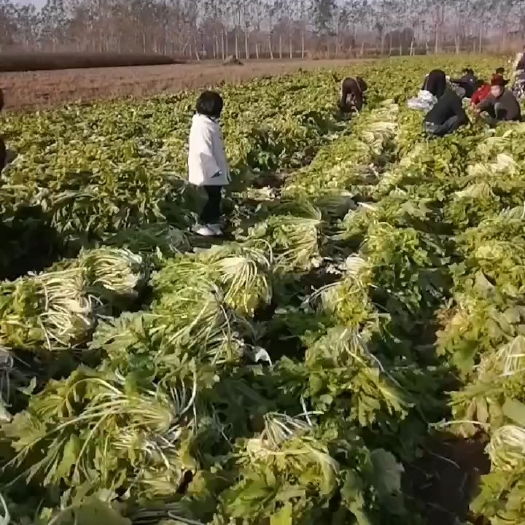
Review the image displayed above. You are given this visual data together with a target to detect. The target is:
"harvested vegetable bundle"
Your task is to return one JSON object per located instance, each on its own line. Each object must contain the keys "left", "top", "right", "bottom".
{"left": 246, "top": 200, "right": 323, "bottom": 273}
{"left": 311, "top": 257, "right": 378, "bottom": 329}
{"left": 0, "top": 268, "right": 93, "bottom": 351}
{"left": 219, "top": 413, "right": 343, "bottom": 523}
{"left": 79, "top": 247, "right": 147, "bottom": 301}
{"left": 103, "top": 223, "right": 190, "bottom": 258}
{"left": 488, "top": 425, "right": 525, "bottom": 472}
{"left": 220, "top": 411, "right": 406, "bottom": 525}
{"left": 304, "top": 327, "right": 413, "bottom": 427}
{"left": 150, "top": 248, "right": 268, "bottom": 365}
{"left": 196, "top": 244, "right": 273, "bottom": 316}
{"left": 2, "top": 367, "right": 200, "bottom": 503}
{"left": 0, "top": 248, "right": 147, "bottom": 351}
{"left": 154, "top": 243, "right": 273, "bottom": 317}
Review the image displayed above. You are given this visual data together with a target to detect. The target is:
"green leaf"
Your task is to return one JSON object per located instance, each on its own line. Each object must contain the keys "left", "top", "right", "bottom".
{"left": 270, "top": 502, "right": 293, "bottom": 525}
{"left": 55, "top": 434, "right": 82, "bottom": 482}
{"left": 503, "top": 398, "right": 525, "bottom": 427}
{"left": 369, "top": 449, "right": 404, "bottom": 496}
{"left": 18, "top": 377, "right": 37, "bottom": 396}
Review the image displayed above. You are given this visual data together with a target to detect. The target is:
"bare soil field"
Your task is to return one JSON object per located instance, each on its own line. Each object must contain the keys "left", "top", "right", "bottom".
{"left": 0, "top": 52, "right": 180, "bottom": 73}
{"left": 0, "top": 59, "right": 368, "bottom": 111}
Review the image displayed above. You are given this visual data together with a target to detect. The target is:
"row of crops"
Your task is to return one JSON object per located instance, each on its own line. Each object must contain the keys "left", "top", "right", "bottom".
{"left": 0, "top": 56, "right": 524, "bottom": 525}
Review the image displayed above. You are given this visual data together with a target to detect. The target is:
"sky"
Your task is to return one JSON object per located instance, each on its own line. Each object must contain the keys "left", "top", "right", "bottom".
{"left": 21, "top": 0, "right": 46, "bottom": 8}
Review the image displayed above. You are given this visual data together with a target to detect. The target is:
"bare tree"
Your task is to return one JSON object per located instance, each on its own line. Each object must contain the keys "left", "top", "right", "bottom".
{"left": 0, "top": 0, "right": 524, "bottom": 59}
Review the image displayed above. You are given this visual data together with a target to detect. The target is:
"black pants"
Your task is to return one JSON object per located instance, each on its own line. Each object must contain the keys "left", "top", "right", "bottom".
{"left": 200, "top": 185, "right": 222, "bottom": 225}
{"left": 480, "top": 104, "right": 513, "bottom": 127}
{"left": 424, "top": 116, "right": 462, "bottom": 137}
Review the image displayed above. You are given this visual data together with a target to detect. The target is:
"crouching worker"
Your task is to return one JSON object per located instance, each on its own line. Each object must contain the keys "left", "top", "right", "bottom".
{"left": 474, "top": 76, "right": 521, "bottom": 126}
{"left": 423, "top": 69, "right": 469, "bottom": 137}
{"left": 339, "top": 77, "right": 367, "bottom": 114}
{"left": 188, "top": 91, "right": 230, "bottom": 237}
{"left": 449, "top": 67, "right": 477, "bottom": 99}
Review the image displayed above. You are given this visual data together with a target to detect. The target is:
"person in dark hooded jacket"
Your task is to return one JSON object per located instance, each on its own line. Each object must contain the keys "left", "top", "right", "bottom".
{"left": 339, "top": 76, "right": 367, "bottom": 113}
{"left": 449, "top": 68, "right": 477, "bottom": 98}
{"left": 423, "top": 69, "right": 469, "bottom": 137}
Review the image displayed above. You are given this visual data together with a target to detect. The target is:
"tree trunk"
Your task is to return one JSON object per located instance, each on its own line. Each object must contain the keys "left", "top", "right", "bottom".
{"left": 235, "top": 29, "right": 239, "bottom": 58}
{"left": 478, "top": 23, "right": 483, "bottom": 53}
{"left": 279, "top": 34, "right": 283, "bottom": 59}
{"left": 244, "top": 31, "right": 249, "bottom": 59}
{"left": 268, "top": 34, "right": 274, "bottom": 59}
{"left": 301, "top": 30, "right": 305, "bottom": 58}
{"left": 434, "top": 5, "right": 443, "bottom": 54}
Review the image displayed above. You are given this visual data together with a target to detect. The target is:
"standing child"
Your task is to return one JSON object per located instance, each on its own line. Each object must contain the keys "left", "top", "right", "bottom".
{"left": 188, "top": 91, "right": 229, "bottom": 237}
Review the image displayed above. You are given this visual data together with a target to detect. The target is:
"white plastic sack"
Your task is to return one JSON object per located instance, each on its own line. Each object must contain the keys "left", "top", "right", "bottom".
{"left": 407, "top": 90, "right": 437, "bottom": 112}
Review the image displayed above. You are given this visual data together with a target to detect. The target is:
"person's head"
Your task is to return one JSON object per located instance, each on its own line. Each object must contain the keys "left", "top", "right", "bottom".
{"left": 356, "top": 76, "right": 368, "bottom": 93}
{"left": 463, "top": 67, "right": 474, "bottom": 76}
{"left": 496, "top": 67, "right": 505, "bottom": 76}
{"left": 425, "top": 69, "right": 447, "bottom": 99}
{"left": 196, "top": 91, "right": 224, "bottom": 119}
{"left": 490, "top": 75, "right": 506, "bottom": 98}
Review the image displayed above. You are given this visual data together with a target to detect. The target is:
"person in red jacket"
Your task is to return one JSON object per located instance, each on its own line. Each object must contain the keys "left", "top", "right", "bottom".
{"left": 471, "top": 79, "right": 491, "bottom": 106}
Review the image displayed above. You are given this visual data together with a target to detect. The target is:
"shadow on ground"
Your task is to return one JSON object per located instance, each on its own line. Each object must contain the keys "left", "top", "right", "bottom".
{"left": 404, "top": 434, "right": 490, "bottom": 525}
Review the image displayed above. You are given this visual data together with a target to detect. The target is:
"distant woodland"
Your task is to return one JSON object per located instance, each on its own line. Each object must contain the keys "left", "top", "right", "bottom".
{"left": 1, "top": 0, "right": 524, "bottom": 59}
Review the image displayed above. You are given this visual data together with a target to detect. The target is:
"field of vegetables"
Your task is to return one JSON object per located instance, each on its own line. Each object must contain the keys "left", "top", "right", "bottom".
{"left": 0, "top": 55, "right": 525, "bottom": 525}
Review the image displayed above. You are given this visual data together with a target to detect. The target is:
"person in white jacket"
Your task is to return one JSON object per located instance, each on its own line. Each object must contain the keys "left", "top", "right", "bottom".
{"left": 188, "top": 91, "right": 230, "bottom": 237}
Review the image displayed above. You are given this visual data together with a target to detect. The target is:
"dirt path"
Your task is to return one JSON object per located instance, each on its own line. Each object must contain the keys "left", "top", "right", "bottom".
{"left": 0, "top": 59, "right": 369, "bottom": 111}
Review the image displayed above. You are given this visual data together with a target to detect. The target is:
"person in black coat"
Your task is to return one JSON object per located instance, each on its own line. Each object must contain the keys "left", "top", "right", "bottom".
{"left": 423, "top": 70, "right": 469, "bottom": 137}
{"left": 339, "top": 76, "right": 367, "bottom": 113}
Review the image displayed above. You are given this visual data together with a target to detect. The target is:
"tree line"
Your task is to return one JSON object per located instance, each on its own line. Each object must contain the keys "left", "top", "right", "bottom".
{"left": 0, "top": 0, "right": 524, "bottom": 59}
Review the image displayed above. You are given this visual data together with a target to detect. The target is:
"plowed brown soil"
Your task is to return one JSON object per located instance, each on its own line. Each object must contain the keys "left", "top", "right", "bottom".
{"left": 0, "top": 59, "right": 368, "bottom": 111}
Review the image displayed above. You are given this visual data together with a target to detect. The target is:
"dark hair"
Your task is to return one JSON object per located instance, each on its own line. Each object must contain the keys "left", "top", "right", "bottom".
{"left": 0, "top": 137, "right": 6, "bottom": 174}
{"left": 496, "top": 67, "right": 505, "bottom": 75}
{"left": 463, "top": 68, "right": 474, "bottom": 75}
{"left": 491, "top": 75, "right": 507, "bottom": 87}
{"left": 424, "top": 69, "right": 447, "bottom": 99}
{"left": 196, "top": 91, "right": 223, "bottom": 118}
